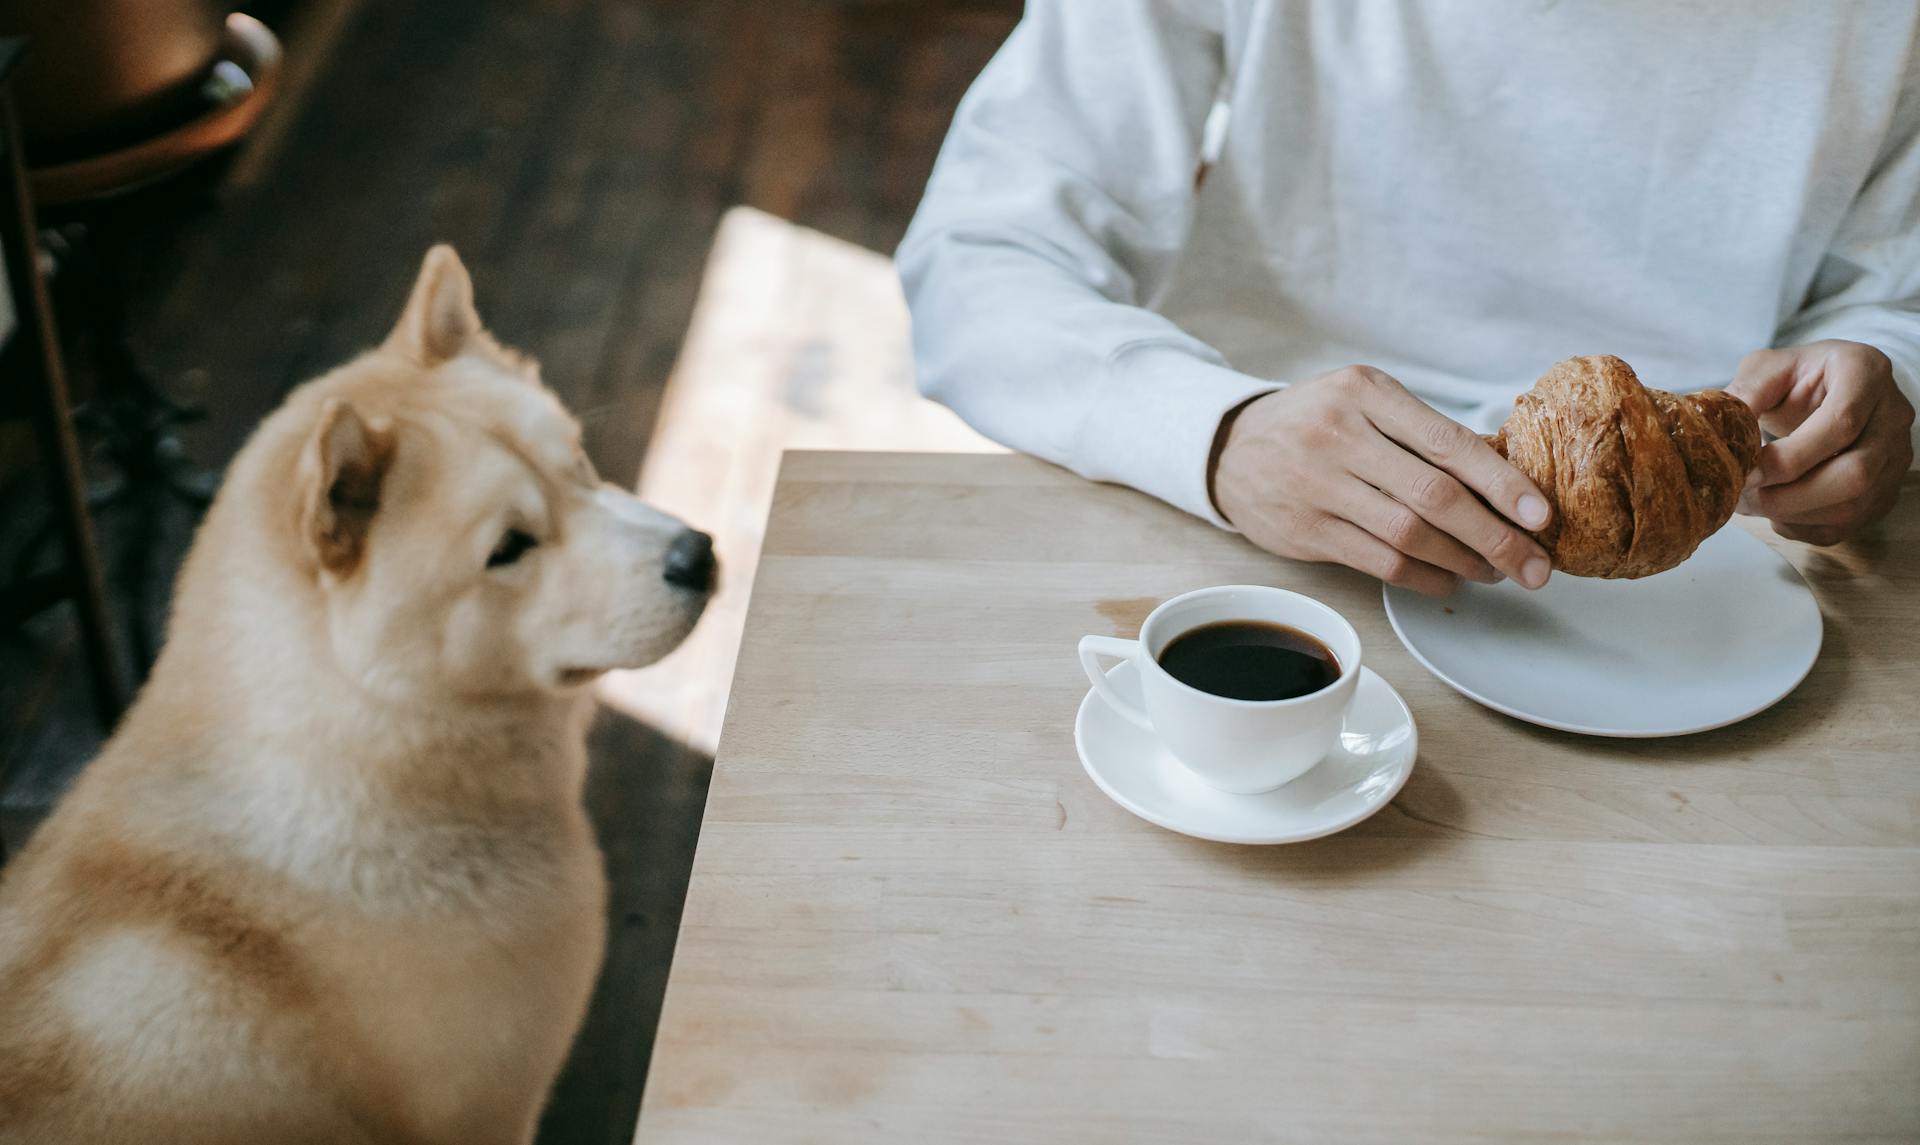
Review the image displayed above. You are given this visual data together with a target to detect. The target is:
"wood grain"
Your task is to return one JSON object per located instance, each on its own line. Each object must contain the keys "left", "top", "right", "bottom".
{"left": 637, "top": 453, "right": 1920, "bottom": 1144}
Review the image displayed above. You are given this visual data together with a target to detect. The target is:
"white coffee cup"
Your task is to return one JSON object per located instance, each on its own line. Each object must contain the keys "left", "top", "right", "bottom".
{"left": 1078, "top": 585, "right": 1362, "bottom": 794}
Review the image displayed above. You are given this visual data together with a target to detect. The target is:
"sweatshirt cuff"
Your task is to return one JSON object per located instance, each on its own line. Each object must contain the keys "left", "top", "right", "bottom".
{"left": 1073, "top": 343, "right": 1279, "bottom": 526}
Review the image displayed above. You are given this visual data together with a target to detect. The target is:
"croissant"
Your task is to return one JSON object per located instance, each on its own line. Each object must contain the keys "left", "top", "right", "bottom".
{"left": 1485, "top": 355, "right": 1761, "bottom": 579}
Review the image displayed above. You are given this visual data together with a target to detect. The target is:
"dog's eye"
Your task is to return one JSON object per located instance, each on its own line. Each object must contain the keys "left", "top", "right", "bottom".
{"left": 487, "top": 528, "right": 538, "bottom": 569}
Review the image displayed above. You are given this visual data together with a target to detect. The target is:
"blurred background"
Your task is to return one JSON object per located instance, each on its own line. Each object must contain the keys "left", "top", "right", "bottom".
{"left": 0, "top": 1, "right": 1014, "bottom": 1140}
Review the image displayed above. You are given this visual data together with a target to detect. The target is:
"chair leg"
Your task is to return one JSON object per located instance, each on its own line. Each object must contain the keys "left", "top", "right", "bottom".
{"left": 0, "top": 86, "right": 122, "bottom": 728}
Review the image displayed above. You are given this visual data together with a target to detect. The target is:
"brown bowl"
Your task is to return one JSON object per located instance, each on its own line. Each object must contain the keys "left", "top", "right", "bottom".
{"left": 27, "top": 13, "right": 282, "bottom": 208}
{"left": 0, "top": 0, "right": 226, "bottom": 151}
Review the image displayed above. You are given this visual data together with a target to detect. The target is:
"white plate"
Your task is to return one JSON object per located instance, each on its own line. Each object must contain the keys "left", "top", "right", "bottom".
{"left": 1075, "top": 661, "right": 1417, "bottom": 844}
{"left": 1383, "top": 525, "right": 1822, "bottom": 737}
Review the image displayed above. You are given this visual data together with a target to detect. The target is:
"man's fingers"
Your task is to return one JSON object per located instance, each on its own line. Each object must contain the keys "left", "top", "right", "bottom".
{"left": 1359, "top": 378, "right": 1553, "bottom": 534}
{"left": 1757, "top": 500, "right": 1875, "bottom": 529}
{"left": 1352, "top": 440, "right": 1552, "bottom": 587}
{"left": 1752, "top": 343, "right": 1897, "bottom": 487}
{"left": 1727, "top": 347, "right": 1801, "bottom": 417}
{"left": 1336, "top": 483, "right": 1501, "bottom": 584}
{"left": 1743, "top": 447, "right": 1873, "bottom": 518}
{"left": 1313, "top": 516, "right": 1462, "bottom": 597}
{"left": 1772, "top": 520, "right": 1850, "bottom": 547}
{"left": 1758, "top": 385, "right": 1880, "bottom": 487}
{"left": 1743, "top": 453, "right": 1904, "bottom": 530}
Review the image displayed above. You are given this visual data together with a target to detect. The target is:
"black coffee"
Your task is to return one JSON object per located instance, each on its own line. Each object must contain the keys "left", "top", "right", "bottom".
{"left": 1156, "top": 621, "right": 1341, "bottom": 701}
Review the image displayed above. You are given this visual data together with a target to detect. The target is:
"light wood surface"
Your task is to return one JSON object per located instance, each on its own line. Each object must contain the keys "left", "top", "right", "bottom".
{"left": 636, "top": 453, "right": 1920, "bottom": 1144}
{"left": 599, "top": 207, "right": 997, "bottom": 753}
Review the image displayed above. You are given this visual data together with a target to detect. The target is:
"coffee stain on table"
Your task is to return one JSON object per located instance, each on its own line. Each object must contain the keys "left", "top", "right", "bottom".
{"left": 1095, "top": 596, "right": 1160, "bottom": 638}
{"left": 803, "top": 1059, "right": 884, "bottom": 1107}
{"left": 659, "top": 1069, "right": 736, "bottom": 1109}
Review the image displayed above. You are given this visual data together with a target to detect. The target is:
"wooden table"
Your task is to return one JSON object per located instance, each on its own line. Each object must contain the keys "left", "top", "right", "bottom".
{"left": 636, "top": 452, "right": 1920, "bottom": 1144}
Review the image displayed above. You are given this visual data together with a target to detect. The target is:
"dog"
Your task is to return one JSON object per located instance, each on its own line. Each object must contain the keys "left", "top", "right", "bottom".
{"left": 0, "top": 246, "right": 714, "bottom": 1144}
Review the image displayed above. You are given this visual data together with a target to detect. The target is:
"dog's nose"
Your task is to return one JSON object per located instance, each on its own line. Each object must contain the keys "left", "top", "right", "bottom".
{"left": 662, "top": 529, "right": 716, "bottom": 590}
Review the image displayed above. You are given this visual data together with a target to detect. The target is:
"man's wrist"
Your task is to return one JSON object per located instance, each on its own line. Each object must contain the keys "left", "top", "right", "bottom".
{"left": 1207, "top": 392, "right": 1268, "bottom": 523}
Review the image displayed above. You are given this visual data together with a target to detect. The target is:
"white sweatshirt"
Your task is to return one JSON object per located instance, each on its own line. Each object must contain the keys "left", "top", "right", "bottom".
{"left": 899, "top": 1, "right": 1920, "bottom": 525}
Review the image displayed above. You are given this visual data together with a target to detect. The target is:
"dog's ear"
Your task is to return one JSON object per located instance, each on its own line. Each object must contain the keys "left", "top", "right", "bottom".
{"left": 299, "top": 398, "right": 394, "bottom": 575}
{"left": 383, "top": 244, "right": 481, "bottom": 365}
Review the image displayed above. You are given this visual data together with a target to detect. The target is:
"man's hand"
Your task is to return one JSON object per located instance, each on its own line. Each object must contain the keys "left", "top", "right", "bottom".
{"left": 1729, "top": 340, "right": 1915, "bottom": 546}
{"left": 1210, "top": 365, "right": 1554, "bottom": 597}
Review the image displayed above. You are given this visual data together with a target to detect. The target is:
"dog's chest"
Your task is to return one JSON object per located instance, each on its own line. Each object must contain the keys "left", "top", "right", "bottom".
{"left": 308, "top": 846, "right": 607, "bottom": 1136}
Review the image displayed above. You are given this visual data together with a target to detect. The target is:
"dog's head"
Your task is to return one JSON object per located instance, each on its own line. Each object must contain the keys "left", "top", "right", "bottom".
{"left": 286, "top": 246, "right": 713, "bottom": 700}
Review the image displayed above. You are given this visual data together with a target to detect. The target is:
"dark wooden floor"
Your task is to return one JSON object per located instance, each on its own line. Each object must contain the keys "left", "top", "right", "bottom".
{"left": 0, "top": 2, "right": 1015, "bottom": 1141}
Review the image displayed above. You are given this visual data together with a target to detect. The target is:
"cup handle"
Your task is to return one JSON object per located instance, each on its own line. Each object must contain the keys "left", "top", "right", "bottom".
{"left": 1078, "top": 635, "right": 1153, "bottom": 730}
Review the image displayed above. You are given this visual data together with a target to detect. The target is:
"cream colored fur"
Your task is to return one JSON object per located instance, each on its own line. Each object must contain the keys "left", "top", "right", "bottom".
{"left": 0, "top": 247, "right": 710, "bottom": 1145}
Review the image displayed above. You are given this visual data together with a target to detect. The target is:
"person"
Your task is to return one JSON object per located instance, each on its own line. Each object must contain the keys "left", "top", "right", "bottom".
{"left": 899, "top": 1, "right": 1919, "bottom": 596}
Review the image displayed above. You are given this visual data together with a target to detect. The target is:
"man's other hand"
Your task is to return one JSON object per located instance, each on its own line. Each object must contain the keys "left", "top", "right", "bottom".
{"left": 1730, "top": 340, "right": 1915, "bottom": 546}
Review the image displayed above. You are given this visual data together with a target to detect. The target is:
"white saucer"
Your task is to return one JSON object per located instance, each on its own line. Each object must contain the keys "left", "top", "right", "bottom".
{"left": 1383, "top": 524, "right": 1822, "bottom": 738}
{"left": 1075, "top": 661, "right": 1417, "bottom": 844}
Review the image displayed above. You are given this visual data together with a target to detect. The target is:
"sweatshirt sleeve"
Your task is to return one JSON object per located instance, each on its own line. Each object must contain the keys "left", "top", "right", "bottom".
{"left": 1774, "top": 40, "right": 1920, "bottom": 466}
{"left": 896, "top": 0, "right": 1273, "bottom": 524}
